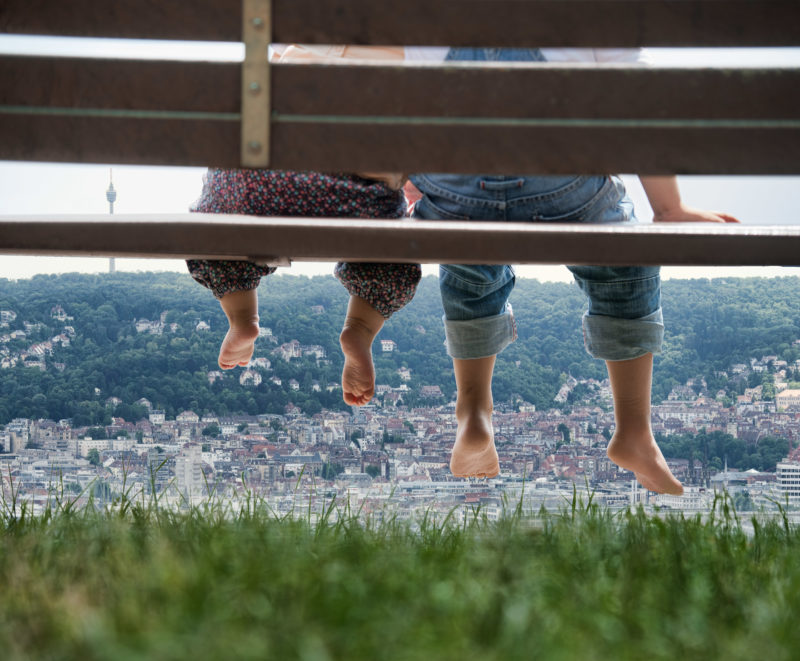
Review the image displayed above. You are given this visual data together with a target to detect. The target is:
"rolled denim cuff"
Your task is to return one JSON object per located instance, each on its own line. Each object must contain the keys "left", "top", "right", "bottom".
{"left": 582, "top": 308, "right": 664, "bottom": 361}
{"left": 443, "top": 306, "right": 517, "bottom": 360}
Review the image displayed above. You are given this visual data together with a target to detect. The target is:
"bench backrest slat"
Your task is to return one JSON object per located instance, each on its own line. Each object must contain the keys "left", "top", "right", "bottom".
{"left": 3, "top": 0, "right": 799, "bottom": 47}
{"left": 7, "top": 56, "right": 797, "bottom": 121}
{"left": 0, "top": 56, "right": 238, "bottom": 113}
{"left": 2, "top": 54, "right": 798, "bottom": 173}
{"left": 3, "top": 109, "right": 797, "bottom": 174}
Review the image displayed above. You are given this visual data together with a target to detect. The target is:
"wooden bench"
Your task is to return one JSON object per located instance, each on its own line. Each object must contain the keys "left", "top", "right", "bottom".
{"left": 1, "top": 0, "right": 799, "bottom": 266}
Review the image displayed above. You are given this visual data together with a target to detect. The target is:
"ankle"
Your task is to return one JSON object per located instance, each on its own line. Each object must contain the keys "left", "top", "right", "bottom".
{"left": 609, "top": 425, "right": 652, "bottom": 444}
{"left": 227, "top": 316, "right": 260, "bottom": 339}
{"left": 341, "top": 315, "right": 381, "bottom": 346}
{"left": 455, "top": 397, "right": 493, "bottom": 420}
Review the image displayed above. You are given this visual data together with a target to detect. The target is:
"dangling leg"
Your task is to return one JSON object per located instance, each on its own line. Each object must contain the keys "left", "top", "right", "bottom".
{"left": 336, "top": 262, "right": 421, "bottom": 406}
{"left": 187, "top": 259, "right": 273, "bottom": 370}
{"left": 450, "top": 354, "right": 499, "bottom": 478}
{"left": 188, "top": 168, "right": 286, "bottom": 370}
{"left": 569, "top": 264, "right": 681, "bottom": 495}
{"left": 439, "top": 264, "right": 516, "bottom": 478}
{"left": 339, "top": 295, "right": 385, "bottom": 406}
{"left": 605, "top": 353, "right": 683, "bottom": 495}
{"left": 217, "top": 288, "right": 261, "bottom": 370}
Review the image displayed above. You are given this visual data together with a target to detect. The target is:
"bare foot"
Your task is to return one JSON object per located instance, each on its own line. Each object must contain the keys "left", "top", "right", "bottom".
{"left": 218, "top": 321, "right": 259, "bottom": 370}
{"left": 607, "top": 433, "right": 683, "bottom": 495}
{"left": 339, "top": 322, "right": 377, "bottom": 406}
{"left": 339, "top": 297, "right": 384, "bottom": 407}
{"left": 450, "top": 407, "right": 500, "bottom": 478}
{"left": 217, "top": 289, "right": 260, "bottom": 370}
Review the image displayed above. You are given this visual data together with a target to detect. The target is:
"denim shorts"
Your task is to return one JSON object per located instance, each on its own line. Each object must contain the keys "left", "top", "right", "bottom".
{"left": 409, "top": 173, "right": 664, "bottom": 361}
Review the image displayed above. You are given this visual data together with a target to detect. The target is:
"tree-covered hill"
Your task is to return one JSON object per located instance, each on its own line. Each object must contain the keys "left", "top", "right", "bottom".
{"left": 0, "top": 271, "right": 798, "bottom": 425}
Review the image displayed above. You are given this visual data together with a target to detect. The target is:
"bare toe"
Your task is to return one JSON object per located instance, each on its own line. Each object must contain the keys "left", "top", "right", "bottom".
{"left": 218, "top": 323, "right": 259, "bottom": 370}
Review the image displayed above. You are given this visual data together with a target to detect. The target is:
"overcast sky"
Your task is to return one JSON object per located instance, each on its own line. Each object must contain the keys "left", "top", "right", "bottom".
{"left": 1, "top": 36, "right": 799, "bottom": 283}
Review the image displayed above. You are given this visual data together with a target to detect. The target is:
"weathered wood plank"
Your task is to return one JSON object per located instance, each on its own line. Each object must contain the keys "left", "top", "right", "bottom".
{"left": 0, "top": 115, "right": 239, "bottom": 166}
{"left": 1, "top": 113, "right": 797, "bottom": 174}
{"left": 270, "top": 123, "right": 800, "bottom": 175}
{"left": 2, "top": 58, "right": 798, "bottom": 173}
{"left": 272, "top": 63, "right": 800, "bottom": 120}
{"left": 0, "top": 0, "right": 241, "bottom": 42}
{"left": 1, "top": 215, "right": 799, "bottom": 266}
{"left": 2, "top": 0, "right": 798, "bottom": 46}
{"left": 0, "top": 56, "right": 239, "bottom": 112}
{"left": 272, "top": 0, "right": 800, "bottom": 47}
{"left": 5, "top": 57, "right": 798, "bottom": 121}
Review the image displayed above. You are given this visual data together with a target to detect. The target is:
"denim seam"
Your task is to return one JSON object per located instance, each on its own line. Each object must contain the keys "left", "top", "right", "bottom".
{"left": 504, "top": 176, "right": 590, "bottom": 205}
{"left": 414, "top": 174, "right": 590, "bottom": 208}
{"left": 532, "top": 177, "right": 615, "bottom": 222}
{"left": 416, "top": 196, "right": 471, "bottom": 221}
{"left": 588, "top": 274, "right": 660, "bottom": 287}
{"left": 440, "top": 267, "right": 512, "bottom": 289}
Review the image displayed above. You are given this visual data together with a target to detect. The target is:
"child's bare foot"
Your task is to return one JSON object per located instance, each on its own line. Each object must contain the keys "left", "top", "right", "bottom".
{"left": 604, "top": 354, "right": 683, "bottom": 495}
{"left": 339, "top": 296, "right": 384, "bottom": 406}
{"left": 450, "top": 406, "right": 499, "bottom": 478}
{"left": 450, "top": 356, "right": 500, "bottom": 478}
{"left": 607, "top": 433, "right": 683, "bottom": 495}
{"left": 217, "top": 289, "right": 260, "bottom": 370}
{"left": 218, "top": 321, "right": 259, "bottom": 369}
{"left": 340, "top": 322, "right": 377, "bottom": 406}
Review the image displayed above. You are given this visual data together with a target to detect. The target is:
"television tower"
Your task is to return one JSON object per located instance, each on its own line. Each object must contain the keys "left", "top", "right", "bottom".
{"left": 106, "top": 169, "right": 116, "bottom": 273}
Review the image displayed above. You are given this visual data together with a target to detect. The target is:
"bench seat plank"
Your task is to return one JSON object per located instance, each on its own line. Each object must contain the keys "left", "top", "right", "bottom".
{"left": 1, "top": 215, "right": 799, "bottom": 266}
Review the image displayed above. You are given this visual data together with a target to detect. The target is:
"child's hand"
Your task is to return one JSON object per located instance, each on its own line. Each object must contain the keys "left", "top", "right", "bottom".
{"left": 653, "top": 205, "right": 740, "bottom": 224}
{"left": 360, "top": 172, "right": 407, "bottom": 190}
{"left": 639, "top": 176, "right": 741, "bottom": 224}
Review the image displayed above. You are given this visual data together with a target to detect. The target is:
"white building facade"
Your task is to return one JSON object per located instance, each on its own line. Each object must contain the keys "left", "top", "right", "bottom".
{"left": 777, "top": 461, "right": 800, "bottom": 501}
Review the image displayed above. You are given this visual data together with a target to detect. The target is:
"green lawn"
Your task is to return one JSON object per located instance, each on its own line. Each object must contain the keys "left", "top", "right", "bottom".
{"left": 1, "top": 494, "right": 798, "bottom": 660}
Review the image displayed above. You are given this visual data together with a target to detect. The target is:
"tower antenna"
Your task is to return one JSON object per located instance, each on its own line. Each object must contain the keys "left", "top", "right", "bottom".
{"left": 106, "top": 169, "right": 117, "bottom": 273}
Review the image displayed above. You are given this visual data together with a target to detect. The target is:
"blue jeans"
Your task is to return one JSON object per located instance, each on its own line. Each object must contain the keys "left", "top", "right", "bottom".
{"left": 410, "top": 173, "right": 664, "bottom": 361}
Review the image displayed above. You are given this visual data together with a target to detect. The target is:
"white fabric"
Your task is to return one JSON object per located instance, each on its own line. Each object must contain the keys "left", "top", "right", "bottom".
{"left": 404, "top": 47, "right": 648, "bottom": 64}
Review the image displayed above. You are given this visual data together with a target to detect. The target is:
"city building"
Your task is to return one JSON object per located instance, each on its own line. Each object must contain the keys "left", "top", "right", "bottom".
{"left": 777, "top": 461, "right": 800, "bottom": 501}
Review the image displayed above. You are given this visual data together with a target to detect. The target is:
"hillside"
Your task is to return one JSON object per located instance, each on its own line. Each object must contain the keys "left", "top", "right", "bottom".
{"left": 0, "top": 272, "right": 798, "bottom": 424}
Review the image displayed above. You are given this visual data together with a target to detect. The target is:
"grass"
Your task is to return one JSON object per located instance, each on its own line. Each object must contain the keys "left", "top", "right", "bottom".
{"left": 1, "top": 487, "right": 799, "bottom": 661}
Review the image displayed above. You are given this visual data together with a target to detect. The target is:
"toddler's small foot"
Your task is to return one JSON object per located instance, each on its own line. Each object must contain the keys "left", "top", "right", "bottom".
{"left": 340, "top": 322, "right": 376, "bottom": 406}
{"left": 218, "top": 322, "right": 260, "bottom": 370}
{"left": 450, "top": 408, "right": 499, "bottom": 478}
{"left": 607, "top": 433, "right": 683, "bottom": 495}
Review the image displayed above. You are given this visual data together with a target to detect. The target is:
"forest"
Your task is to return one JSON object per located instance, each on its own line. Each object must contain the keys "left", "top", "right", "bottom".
{"left": 655, "top": 430, "right": 790, "bottom": 473}
{"left": 0, "top": 271, "right": 798, "bottom": 426}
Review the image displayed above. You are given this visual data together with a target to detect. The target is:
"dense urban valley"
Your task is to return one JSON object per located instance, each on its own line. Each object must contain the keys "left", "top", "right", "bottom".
{"left": 2, "top": 272, "right": 800, "bottom": 517}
